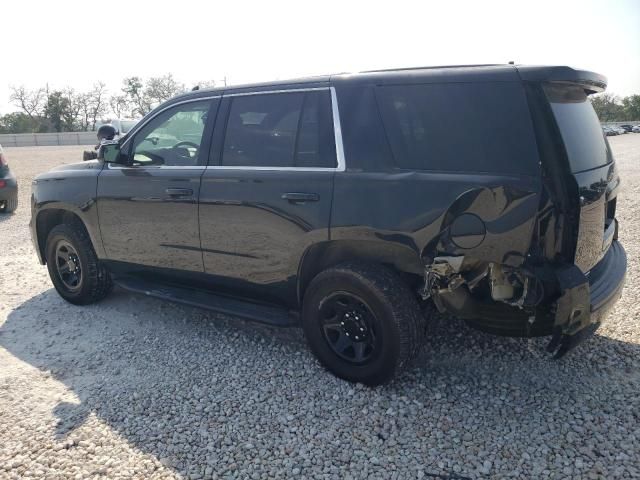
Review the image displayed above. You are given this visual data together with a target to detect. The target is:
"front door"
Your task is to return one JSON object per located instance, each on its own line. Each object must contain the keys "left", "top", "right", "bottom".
{"left": 199, "top": 88, "right": 340, "bottom": 305}
{"left": 97, "top": 98, "right": 218, "bottom": 273}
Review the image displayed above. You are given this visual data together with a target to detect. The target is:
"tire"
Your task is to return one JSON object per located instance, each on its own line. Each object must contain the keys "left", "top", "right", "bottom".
{"left": 45, "top": 221, "right": 113, "bottom": 305}
{"left": 302, "top": 262, "right": 424, "bottom": 386}
{"left": 2, "top": 192, "right": 17, "bottom": 213}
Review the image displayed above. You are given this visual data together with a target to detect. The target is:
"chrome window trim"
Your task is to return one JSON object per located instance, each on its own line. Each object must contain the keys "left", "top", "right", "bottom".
{"left": 206, "top": 86, "right": 346, "bottom": 172}
{"left": 330, "top": 86, "right": 346, "bottom": 172}
{"left": 107, "top": 164, "right": 206, "bottom": 170}
{"left": 108, "top": 87, "right": 347, "bottom": 172}
{"left": 225, "top": 87, "right": 329, "bottom": 97}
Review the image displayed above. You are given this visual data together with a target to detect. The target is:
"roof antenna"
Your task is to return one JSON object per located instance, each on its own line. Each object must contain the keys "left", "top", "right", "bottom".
{"left": 192, "top": 85, "right": 200, "bottom": 91}
{"left": 508, "top": 61, "right": 515, "bottom": 65}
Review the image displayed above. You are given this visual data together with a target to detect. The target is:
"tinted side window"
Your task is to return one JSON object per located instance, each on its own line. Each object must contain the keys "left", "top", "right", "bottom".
{"left": 296, "top": 91, "right": 336, "bottom": 168}
{"left": 376, "top": 83, "right": 539, "bottom": 175}
{"left": 222, "top": 91, "right": 336, "bottom": 168}
{"left": 131, "top": 100, "right": 211, "bottom": 166}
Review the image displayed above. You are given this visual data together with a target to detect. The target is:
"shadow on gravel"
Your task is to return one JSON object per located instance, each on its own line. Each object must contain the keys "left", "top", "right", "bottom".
{"left": 2, "top": 288, "right": 639, "bottom": 478}
{"left": 0, "top": 212, "right": 16, "bottom": 223}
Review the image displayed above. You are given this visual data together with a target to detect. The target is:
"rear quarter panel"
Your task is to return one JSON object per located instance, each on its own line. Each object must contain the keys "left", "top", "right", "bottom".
{"left": 329, "top": 81, "right": 542, "bottom": 271}
{"left": 330, "top": 170, "right": 541, "bottom": 269}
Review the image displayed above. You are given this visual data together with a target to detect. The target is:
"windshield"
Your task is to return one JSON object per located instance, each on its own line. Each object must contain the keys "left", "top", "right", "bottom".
{"left": 544, "top": 84, "right": 612, "bottom": 173}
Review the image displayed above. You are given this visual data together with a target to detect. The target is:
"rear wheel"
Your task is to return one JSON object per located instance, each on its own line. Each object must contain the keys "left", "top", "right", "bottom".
{"left": 45, "top": 222, "right": 112, "bottom": 305}
{"left": 302, "top": 263, "right": 424, "bottom": 386}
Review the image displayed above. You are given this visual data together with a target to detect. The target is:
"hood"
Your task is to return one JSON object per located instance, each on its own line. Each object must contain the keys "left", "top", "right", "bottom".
{"left": 35, "top": 160, "right": 103, "bottom": 183}
{"left": 49, "top": 160, "right": 103, "bottom": 172}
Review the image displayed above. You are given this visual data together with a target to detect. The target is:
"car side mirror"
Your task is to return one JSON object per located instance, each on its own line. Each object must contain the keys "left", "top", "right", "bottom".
{"left": 98, "top": 142, "right": 124, "bottom": 163}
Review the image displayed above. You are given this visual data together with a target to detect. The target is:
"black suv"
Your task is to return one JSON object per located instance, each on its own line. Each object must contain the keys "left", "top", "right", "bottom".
{"left": 30, "top": 65, "right": 626, "bottom": 385}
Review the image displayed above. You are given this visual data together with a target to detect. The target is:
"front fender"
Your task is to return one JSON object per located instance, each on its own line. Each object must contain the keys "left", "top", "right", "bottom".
{"left": 31, "top": 162, "right": 105, "bottom": 262}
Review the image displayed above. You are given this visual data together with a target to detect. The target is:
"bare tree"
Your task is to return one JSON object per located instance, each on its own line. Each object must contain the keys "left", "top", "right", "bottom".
{"left": 145, "top": 74, "right": 186, "bottom": 105}
{"left": 62, "top": 88, "right": 84, "bottom": 130}
{"left": 87, "top": 82, "right": 109, "bottom": 130}
{"left": 193, "top": 79, "right": 217, "bottom": 90}
{"left": 122, "top": 77, "right": 151, "bottom": 117}
{"left": 109, "top": 95, "right": 129, "bottom": 119}
{"left": 9, "top": 85, "right": 46, "bottom": 121}
{"left": 77, "top": 93, "right": 92, "bottom": 131}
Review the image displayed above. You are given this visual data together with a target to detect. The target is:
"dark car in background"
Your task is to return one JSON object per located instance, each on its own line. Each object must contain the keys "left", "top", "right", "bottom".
{"left": 29, "top": 65, "right": 626, "bottom": 385}
{"left": 0, "top": 145, "right": 18, "bottom": 213}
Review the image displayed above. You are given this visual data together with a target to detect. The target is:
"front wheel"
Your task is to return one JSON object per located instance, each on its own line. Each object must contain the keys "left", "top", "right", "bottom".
{"left": 302, "top": 263, "right": 424, "bottom": 386}
{"left": 45, "top": 222, "right": 113, "bottom": 305}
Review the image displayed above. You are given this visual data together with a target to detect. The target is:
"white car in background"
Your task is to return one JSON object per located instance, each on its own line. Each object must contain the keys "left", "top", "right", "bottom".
{"left": 95, "top": 119, "right": 140, "bottom": 139}
{"left": 632, "top": 125, "right": 640, "bottom": 133}
{"left": 82, "top": 119, "right": 141, "bottom": 161}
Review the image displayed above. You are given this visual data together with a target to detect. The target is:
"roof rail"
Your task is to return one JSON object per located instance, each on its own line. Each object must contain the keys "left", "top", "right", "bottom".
{"left": 360, "top": 64, "right": 507, "bottom": 74}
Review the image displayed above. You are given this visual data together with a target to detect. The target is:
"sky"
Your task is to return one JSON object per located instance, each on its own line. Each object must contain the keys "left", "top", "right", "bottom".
{"left": 1, "top": 0, "right": 639, "bottom": 114}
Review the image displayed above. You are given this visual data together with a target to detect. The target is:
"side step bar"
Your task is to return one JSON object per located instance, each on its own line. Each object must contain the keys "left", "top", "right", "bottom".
{"left": 114, "top": 276, "right": 298, "bottom": 327}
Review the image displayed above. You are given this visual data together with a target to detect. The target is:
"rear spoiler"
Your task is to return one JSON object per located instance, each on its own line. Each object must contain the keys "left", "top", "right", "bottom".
{"left": 516, "top": 66, "right": 607, "bottom": 94}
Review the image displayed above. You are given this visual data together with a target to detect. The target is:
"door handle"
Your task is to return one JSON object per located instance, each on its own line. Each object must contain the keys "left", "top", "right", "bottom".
{"left": 282, "top": 192, "right": 320, "bottom": 203}
{"left": 165, "top": 188, "right": 194, "bottom": 197}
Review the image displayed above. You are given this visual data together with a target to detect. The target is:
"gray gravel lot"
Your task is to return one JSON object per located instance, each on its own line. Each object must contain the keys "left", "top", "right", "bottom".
{"left": 1, "top": 139, "right": 639, "bottom": 479}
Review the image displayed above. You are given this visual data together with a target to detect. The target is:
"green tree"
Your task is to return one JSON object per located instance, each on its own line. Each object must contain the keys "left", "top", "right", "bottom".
{"left": 43, "top": 91, "right": 74, "bottom": 132}
{"left": 621, "top": 95, "right": 640, "bottom": 121}
{"left": 590, "top": 93, "right": 624, "bottom": 122}
{"left": 0, "top": 112, "right": 39, "bottom": 133}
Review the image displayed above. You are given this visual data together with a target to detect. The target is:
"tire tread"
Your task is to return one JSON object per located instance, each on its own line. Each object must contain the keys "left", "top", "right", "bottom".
{"left": 303, "top": 262, "right": 425, "bottom": 385}
{"left": 46, "top": 220, "right": 112, "bottom": 305}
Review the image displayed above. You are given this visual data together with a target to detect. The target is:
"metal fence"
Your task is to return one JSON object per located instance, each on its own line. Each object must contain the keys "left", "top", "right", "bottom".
{"left": 0, "top": 132, "right": 96, "bottom": 147}
{"left": 602, "top": 121, "right": 640, "bottom": 127}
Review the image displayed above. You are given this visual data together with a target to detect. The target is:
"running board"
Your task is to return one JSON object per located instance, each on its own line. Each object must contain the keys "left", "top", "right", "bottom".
{"left": 114, "top": 276, "right": 297, "bottom": 327}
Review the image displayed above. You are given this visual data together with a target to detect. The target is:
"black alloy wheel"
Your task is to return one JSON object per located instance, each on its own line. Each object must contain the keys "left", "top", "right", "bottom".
{"left": 319, "top": 292, "right": 379, "bottom": 364}
{"left": 54, "top": 240, "right": 83, "bottom": 291}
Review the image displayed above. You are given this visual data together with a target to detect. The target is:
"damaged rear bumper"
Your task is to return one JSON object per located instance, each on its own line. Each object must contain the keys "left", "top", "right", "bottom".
{"left": 547, "top": 240, "right": 626, "bottom": 357}
{"left": 431, "top": 240, "right": 626, "bottom": 357}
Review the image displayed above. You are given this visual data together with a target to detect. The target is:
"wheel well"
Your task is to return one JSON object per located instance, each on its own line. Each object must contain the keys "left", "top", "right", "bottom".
{"left": 36, "top": 209, "right": 87, "bottom": 263}
{"left": 297, "top": 240, "right": 424, "bottom": 304}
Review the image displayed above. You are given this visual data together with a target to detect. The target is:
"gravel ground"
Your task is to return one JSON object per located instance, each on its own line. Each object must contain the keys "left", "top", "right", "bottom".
{"left": 0, "top": 139, "right": 639, "bottom": 480}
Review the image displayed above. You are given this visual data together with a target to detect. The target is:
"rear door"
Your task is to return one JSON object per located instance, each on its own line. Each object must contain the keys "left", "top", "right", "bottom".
{"left": 198, "top": 87, "right": 341, "bottom": 306}
{"left": 97, "top": 97, "right": 219, "bottom": 272}
{"left": 543, "top": 84, "right": 620, "bottom": 272}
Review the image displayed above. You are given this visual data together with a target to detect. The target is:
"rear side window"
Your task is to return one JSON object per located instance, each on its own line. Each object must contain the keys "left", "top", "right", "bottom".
{"left": 544, "top": 84, "right": 612, "bottom": 173}
{"left": 376, "top": 82, "right": 539, "bottom": 175}
{"left": 222, "top": 90, "right": 336, "bottom": 168}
